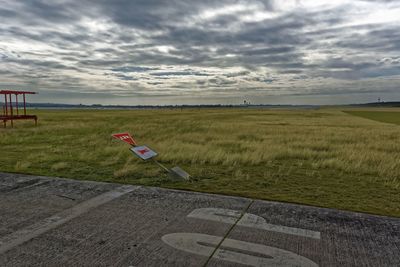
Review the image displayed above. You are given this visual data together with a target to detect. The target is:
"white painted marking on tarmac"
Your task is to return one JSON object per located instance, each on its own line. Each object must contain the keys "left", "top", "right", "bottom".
{"left": 162, "top": 233, "right": 318, "bottom": 267}
{"left": 188, "top": 208, "right": 320, "bottom": 239}
{"left": 0, "top": 185, "right": 138, "bottom": 254}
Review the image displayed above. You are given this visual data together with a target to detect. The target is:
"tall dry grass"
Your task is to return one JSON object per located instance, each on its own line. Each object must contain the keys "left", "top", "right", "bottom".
{"left": 1, "top": 108, "right": 400, "bottom": 186}
{"left": 1, "top": 108, "right": 400, "bottom": 215}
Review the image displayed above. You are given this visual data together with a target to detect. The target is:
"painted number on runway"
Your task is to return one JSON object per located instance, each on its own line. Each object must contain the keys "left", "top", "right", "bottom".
{"left": 188, "top": 208, "right": 320, "bottom": 239}
{"left": 162, "top": 232, "right": 318, "bottom": 267}
{"left": 162, "top": 208, "right": 320, "bottom": 267}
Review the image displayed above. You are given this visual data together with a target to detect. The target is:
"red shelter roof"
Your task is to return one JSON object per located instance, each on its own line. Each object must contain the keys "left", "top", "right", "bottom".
{"left": 0, "top": 90, "right": 37, "bottom": 95}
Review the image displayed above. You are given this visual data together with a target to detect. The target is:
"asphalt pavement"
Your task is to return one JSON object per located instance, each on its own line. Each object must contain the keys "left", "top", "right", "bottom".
{"left": 0, "top": 172, "right": 399, "bottom": 266}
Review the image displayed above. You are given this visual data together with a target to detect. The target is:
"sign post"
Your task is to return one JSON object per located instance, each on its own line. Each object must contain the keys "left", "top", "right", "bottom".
{"left": 112, "top": 132, "right": 191, "bottom": 180}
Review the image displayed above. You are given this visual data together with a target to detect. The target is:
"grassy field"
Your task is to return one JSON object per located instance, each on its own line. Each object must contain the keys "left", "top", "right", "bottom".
{"left": 1, "top": 108, "right": 400, "bottom": 217}
{"left": 344, "top": 110, "right": 400, "bottom": 125}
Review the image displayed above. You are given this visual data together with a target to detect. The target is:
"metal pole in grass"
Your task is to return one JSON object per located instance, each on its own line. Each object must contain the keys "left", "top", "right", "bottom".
{"left": 111, "top": 132, "right": 191, "bottom": 180}
{"left": 151, "top": 158, "right": 171, "bottom": 173}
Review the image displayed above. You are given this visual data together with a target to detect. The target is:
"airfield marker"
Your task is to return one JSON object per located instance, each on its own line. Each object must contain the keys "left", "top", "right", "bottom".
{"left": 131, "top": 145, "right": 158, "bottom": 160}
{"left": 111, "top": 132, "right": 137, "bottom": 146}
{"left": 112, "top": 132, "right": 191, "bottom": 180}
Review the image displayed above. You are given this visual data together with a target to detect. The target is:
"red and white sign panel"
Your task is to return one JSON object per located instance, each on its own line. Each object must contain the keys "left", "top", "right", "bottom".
{"left": 130, "top": 145, "right": 158, "bottom": 160}
{"left": 112, "top": 132, "right": 137, "bottom": 146}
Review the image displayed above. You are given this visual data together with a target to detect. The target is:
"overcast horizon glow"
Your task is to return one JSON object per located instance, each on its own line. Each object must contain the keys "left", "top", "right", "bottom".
{"left": 1, "top": 0, "right": 400, "bottom": 105}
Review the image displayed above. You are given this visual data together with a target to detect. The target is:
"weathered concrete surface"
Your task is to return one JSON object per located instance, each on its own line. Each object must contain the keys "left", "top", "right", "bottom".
{"left": 0, "top": 172, "right": 119, "bottom": 238}
{"left": 0, "top": 172, "right": 399, "bottom": 266}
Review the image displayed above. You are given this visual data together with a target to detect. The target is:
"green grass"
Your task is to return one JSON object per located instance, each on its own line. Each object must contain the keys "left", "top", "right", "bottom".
{"left": 1, "top": 108, "right": 400, "bottom": 217}
{"left": 344, "top": 110, "right": 400, "bottom": 125}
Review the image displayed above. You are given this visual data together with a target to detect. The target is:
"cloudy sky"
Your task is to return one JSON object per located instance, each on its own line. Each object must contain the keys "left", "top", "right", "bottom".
{"left": 1, "top": 0, "right": 400, "bottom": 105}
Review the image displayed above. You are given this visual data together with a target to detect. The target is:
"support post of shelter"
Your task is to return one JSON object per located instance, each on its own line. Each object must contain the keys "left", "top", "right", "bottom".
{"left": 4, "top": 94, "right": 7, "bottom": 115}
{"left": 15, "top": 94, "right": 18, "bottom": 115}
{"left": 9, "top": 94, "right": 13, "bottom": 127}
{"left": 23, "top": 94, "right": 26, "bottom": 115}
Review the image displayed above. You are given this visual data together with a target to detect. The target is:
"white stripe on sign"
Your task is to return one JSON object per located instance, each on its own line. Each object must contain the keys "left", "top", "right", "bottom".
{"left": 0, "top": 185, "right": 138, "bottom": 254}
{"left": 162, "top": 233, "right": 318, "bottom": 267}
{"left": 187, "top": 208, "right": 320, "bottom": 239}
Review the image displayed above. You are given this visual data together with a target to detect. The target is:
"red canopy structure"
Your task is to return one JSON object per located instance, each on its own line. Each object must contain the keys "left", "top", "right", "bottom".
{"left": 1, "top": 90, "right": 38, "bottom": 128}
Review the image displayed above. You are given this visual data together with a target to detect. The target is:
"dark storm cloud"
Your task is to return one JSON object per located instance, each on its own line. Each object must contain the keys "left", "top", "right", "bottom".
{"left": 112, "top": 73, "right": 138, "bottom": 81}
{"left": 0, "top": 0, "right": 400, "bottom": 104}
{"left": 0, "top": 7, "right": 17, "bottom": 18}
{"left": 15, "top": 0, "right": 87, "bottom": 25}
{"left": 3, "top": 56, "right": 78, "bottom": 71}
{"left": 92, "top": 0, "right": 274, "bottom": 29}
{"left": 242, "top": 46, "right": 295, "bottom": 56}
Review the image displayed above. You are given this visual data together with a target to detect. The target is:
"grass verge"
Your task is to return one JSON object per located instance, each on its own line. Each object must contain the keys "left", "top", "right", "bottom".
{"left": 1, "top": 108, "right": 400, "bottom": 217}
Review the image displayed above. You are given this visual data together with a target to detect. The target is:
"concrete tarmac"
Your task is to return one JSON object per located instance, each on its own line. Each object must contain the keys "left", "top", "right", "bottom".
{"left": 0, "top": 172, "right": 399, "bottom": 266}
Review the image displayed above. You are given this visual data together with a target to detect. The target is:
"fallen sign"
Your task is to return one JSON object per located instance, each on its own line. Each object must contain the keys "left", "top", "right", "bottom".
{"left": 131, "top": 145, "right": 158, "bottom": 160}
{"left": 111, "top": 132, "right": 191, "bottom": 180}
{"left": 111, "top": 132, "right": 137, "bottom": 146}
